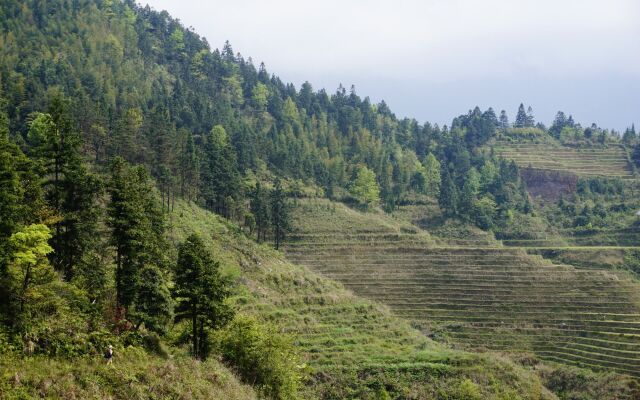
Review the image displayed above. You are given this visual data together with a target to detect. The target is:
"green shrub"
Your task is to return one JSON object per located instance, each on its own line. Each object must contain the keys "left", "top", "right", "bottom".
{"left": 215, "top": 315, "right": 303, "bottom": 400}
{"left": 455, "top": 378, "right": 483, "bottom": 400}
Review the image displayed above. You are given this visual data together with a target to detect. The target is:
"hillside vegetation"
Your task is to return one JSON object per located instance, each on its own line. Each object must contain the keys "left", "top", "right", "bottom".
{"left": 284, "top": 198, "right": 640, "bottom": 385}
{"left": 1, "top": 350, "right": 258, "bottom": 399}
{"left": 169, "top": 199, "right": 556, "bottom": 399}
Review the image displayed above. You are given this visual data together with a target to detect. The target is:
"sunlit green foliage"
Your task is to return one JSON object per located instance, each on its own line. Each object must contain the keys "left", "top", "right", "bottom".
{"left": 349, "top": 165, "right": 380, "bottom": 208}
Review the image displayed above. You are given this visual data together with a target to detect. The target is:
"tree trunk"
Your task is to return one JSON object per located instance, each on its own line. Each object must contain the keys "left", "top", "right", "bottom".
{"left": 192, "top": 301, "right": 198, "bottom": 358}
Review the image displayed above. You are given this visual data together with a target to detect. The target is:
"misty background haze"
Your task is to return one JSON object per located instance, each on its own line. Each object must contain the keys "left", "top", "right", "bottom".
{"left": 143, "top": 0, "right": 639, "bottom": 131}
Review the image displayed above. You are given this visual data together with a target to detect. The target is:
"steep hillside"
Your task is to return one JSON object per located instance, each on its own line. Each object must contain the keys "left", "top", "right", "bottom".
{"left": 284, "top": 198, "right": 640, "bottom": 381}
{"left": 167, "top": 199, "right": 556, "bottom": 399}
{"left": 1, "top": 350, "right": 258, "bottom": 399}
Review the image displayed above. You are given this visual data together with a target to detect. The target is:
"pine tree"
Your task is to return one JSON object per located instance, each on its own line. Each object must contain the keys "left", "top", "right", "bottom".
{"left": 526, "top": 106, "right": 535, "bottom": 127}
{"left": 250, "top": 182, "right": 270, "bottom": 242}
{"left": 550, "top": 111, "right": 568, "bottom": 138}
{"left": 460, "top": 168, "right": 480, "bottom": 217}
{"left": 623, "top": 124, "right": 637, "bottom": 144}
{"left": 200, "top": 125, "right": 241, "bottom": 218}
{"left": 0, "top": 105, "right": 47, "bottom": 322}
{"left": 0, "top": 126, "right": 29, "bottom": 267}
{"left": 499, "top": 110, "right": 509, "bottom": 131}
{"left": 180, "top": 130, "right": 198, "bottom": 201}
{"left": 174, "top": 234, "right": 233, "bottom": 359}
{"left": 270, "top": 179, "right": 290, "bottom": 250}
{"left": 107, "top": 158, "right": 166, "bottom": 315}
{"left": 438, "top": 166, "right": 458, "bottom": 217}
{"left": 131, "top": 265, "right": 173, "bottom": 334}
{"left": 26, "top": 95, "right": 101, "bottom": 281}
{"left": 632, "top": 143, "right": 640, "bottom": 168}
{"left": 514, "top": 104, "right": 528, "bottom": 128}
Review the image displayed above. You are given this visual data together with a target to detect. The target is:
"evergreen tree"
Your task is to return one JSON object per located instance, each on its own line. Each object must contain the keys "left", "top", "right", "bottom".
{"left": 514, "top": 104, "right": 528, "bottom": 128}
{"left": 200, "top": 125, "right": 241, "bottom": 218}
{"left": 460, "top": 168, "right": 480, "bottom": 216}
{"left": 423, "top": 153, "right": 441, "bottom": 197}
{"left": 526, "top": 106, "right": 535, "bottom": 127}
{"left": 0, "top": 107, "right": 47, "bottom": 323}
{"left": 26, "top": 95, "right": 101, "bottom": 281}
{"left": 623, "top": 124, "right": 637, "bottom": 144}
{"left": 0, "top": 125, "right": 37, "bottom": 269}
{"left": 632, "top": 143, "right": 640, "bottom": 168}
{"left": 250, "top": 182, "right": 270, "bottom": 242}
{"left": 174, "top": 234, "right": 233, "bottom": 359}
{"left": 179, "top": 130, "right": 198, "bottom": 200}
{"left": 131, "top": 265, "right": 173, "bottom": 334}
{"left": 270, "top": 179, "right": 290, "bottom": 250}
{"left": 439, "top": 166, "right": 458, "bottom": 217}
{"left": 107, "top": 158, "right": 166, "bottom": 315}
{"left": 499, "top": 110, "right": 509, "bottom": 131}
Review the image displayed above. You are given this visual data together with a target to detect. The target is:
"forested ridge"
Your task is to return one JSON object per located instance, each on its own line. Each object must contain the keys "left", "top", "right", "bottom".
{"left": 1, "top": 0, "right": 639, "bottom": 399}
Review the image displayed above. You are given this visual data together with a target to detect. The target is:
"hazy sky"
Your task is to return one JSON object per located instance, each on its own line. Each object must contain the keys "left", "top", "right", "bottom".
{"left": 143, "top": 0, "right": 639, "bottom": 131}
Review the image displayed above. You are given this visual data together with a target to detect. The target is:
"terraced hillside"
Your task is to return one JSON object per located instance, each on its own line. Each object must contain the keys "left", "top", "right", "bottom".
{"left": 493, "top": 142, "right": 634, "bottom": 178}
{"left": 168, "top": 200, "right": 554, "bottom": 399}
{"left": 284, "top": 199, "right": 640, "bottom": 378}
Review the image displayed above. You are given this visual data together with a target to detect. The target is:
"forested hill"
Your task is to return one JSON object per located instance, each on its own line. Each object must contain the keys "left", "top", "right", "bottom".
{"left": 0, "top": 0, "right": 535, "bottom": 225}
{"left": 2, "top": 0, "right": 636, "bottom": 220}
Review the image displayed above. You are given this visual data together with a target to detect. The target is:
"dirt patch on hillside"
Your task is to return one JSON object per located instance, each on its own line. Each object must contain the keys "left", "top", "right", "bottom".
{"left": 520, "top": 167, "right": 577, "bottom": 202}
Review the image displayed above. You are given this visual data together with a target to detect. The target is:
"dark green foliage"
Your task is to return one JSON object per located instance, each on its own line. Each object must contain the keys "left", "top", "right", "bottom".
{"left": 439, "top": 167, "right": 458, "bottom": 217}
{"left": 0, "top": 105, "right": 47, "bottom": 326}
{"left": 623, "top": 124, "right": 637, "bottom": 144}
{"left": 452, "top": 106, "right": 497, "bottom": 147}
{"left": 270, "top": 179, "right": 290, "bottom": 250}
{"left": 0, "top": 0, "right": 516, "bottom": 227}
{"left": 107, "top": 157, "right": 167, "bottom": 314}
{"left": 179, "top": 129, "right": 199, "bottom": 201}
{"left": 514, "top": 103, "right": 536, "bottom": 128}
{"left": 499, "top": 110, "right": 509, "bottom": 131}
{"left": 633, "top": 143, "right": 640, "bottom": 168}
{"left": 549, "top": 111, "right": 575, "bottom": 139}
{"left": 250, "top": 182, "right": 270, "bottom": 242}
{"left": 200, "top": 125, "right": 241, "bottom": 218}
{"left": 174, "top": 234, "right": 233, "bottom": 359}
{"left": 515, "top": 104, "right": 527, "bottom": 128}
{"left": 26, "top": 94, "right": 102, "bottom": 282}
{"left": 577, "top": 177, "right": 624, "bottom": 197}
{"left": 131, "top": 265, "right": 173, "bottom": 334}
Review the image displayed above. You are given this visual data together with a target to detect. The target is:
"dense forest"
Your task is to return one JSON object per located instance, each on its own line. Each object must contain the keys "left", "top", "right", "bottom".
{"left": 1, "top": 0, "right": 638, "bottom": 398}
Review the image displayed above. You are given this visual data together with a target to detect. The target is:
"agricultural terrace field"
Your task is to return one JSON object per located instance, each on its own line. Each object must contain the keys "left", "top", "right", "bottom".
{"left": 168, "top": 200, "right": 552, "bottom": 399}
{"left": 285, "top": 198, "right": 640, "bottom": 378}
{"left": 492, "top": 142, "right": 634, "bottom": 179}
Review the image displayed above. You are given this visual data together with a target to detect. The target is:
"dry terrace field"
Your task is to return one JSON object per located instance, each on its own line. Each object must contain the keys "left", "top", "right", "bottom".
{"left": 284, "top": 198, "right": 640, "bottom": 378}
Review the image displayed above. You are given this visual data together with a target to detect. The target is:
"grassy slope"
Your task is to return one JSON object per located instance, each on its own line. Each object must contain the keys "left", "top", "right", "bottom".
{"left": 1, "top": 349, "right": 257, "bottom": 399}
{"left": 168, "top": 200, "right": 556, "bottom": 399}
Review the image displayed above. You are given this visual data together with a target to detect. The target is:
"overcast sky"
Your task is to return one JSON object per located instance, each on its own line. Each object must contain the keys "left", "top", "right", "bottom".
{"left": 143, "top": 0, "right": 639, "bottom": 131}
